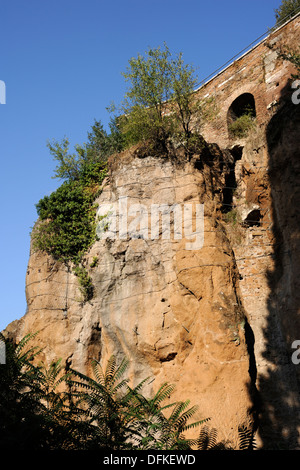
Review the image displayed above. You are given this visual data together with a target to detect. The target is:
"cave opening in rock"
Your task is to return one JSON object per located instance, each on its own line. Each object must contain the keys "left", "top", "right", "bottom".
{"left": 243, "top": 209, "right": 262, "bottom": 227}
{"left": 221, "top": 145, "right": 243, "bottom": 213}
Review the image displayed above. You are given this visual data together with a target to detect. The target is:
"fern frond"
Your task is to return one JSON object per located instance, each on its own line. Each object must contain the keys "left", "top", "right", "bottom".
{"left": 169, "top": 400, "right": 193, "bottom": 425}
{"left": 182, "top": 416, "right": 209, "bottom": 432}
{"left": 15, "top": 332, "right": 39, "bottom": 356}
{"left": 152, "top": 382, "right": 175, "bottom": 407}
{"left": 114, "top": 357, "right": 130, "bottom": 382}
{"left": 157, "top": 401, "right": 178, "bottom": 414}
{"left": 111, "top": 377, "right": 129, "bottom": 394}
{"left": 45, "top": 359, "right": 63, "bottom": 387}
{"left": 195, "top": 424, "right": 217, "bottom": 450}
{"left": 124, "top": 377, "right": 150, "bottom": 404}
{"left": 104, "top": 355, "right": 117, "bottom": 386}
{"left": 91, "top": 359, "right": 106, "bottom": 386}
{"left": 238, "top": 424, "right": 256, "bottom": 450}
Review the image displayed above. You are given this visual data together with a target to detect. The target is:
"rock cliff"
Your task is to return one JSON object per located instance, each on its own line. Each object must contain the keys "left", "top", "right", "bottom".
{"left": 5, "top": 97, "right": 300, "bottom": 448}
{"left": 3, "top": 15, "right": 300, "bottom": 448}
{"left": 6, "top": 139, "right": 256, "bottom": 448}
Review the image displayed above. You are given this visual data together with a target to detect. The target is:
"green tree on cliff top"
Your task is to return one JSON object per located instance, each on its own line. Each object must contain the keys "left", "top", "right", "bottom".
{"left": 111, "top": 43, "right": 200, "bottom": 149}
{"left": 274, "top": 0, "right": 300, "bottom": 26}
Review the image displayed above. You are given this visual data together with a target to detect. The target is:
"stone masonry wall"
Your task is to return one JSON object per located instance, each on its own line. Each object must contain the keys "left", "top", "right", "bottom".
{"left": 193, "top": 13, "right": 300, "bottom": 149}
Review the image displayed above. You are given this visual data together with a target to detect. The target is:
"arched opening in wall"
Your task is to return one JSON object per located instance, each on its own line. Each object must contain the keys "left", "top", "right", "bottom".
{"left": 243, "top": 209, "right": 262, "bottom": 227}
{"left": 227, "top": 93, "right": 256, "bottom": 139}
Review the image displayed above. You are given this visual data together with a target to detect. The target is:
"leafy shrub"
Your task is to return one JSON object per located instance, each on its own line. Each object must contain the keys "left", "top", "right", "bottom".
{"left": 32, "top": 121, "right": 111, "bottom": 302}
{"left": 274, "top": 45, "right": 300, "bottom": 79}
{"left": 0, "top": 332, "right": 79, "bottom": 450}
{"left": 48, "top": 118, "right": 123, "bottom": 181}
{"left": 1, "top": 332, "right": 260, "bottom": 450}
{"left": 224, "top": 208, "right": 239, "bottom": 225}
{"left": 32, "top": 163, "right": 106, "bottom": 302}
{"left": 228, "top": 113, "right": 256, "bottom": 139}
{"left": 111, "top": 43, "right": 200, "bottom": 150}
{"left": 73, "top": 264, "right": 94, "bottom": 302}
{"left": 89, "top": 256, "right": 99, "bottom": 268}
{"left": 33, "top": 179, "right": 99, "bottom": 265}
{"left": 0, "top": 333, "right": 209, "bottom": 451}
{"left": 274, "top": 0, "right": 300, "bottom": 27}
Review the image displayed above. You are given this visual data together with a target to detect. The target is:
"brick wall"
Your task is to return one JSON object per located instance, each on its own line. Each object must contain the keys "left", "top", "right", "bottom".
{"left": 193, "top": 13, "right": 300, "bottom": 149}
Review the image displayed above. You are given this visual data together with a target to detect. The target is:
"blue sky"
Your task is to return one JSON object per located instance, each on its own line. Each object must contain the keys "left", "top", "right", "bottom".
{"left": 0, "top": 0, "right": 282, "bottom": 331}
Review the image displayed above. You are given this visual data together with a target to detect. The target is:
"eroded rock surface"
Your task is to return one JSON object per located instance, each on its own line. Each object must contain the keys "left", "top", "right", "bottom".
{"left": 7, "top": 144, "right": 255, "bottom": 448}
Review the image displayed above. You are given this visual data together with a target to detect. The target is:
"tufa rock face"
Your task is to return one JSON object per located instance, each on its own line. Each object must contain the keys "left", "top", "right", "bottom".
{"left": 8, "top": 143, "right": 255, "bottom": 448}
{"left": 5, "top": 95, "right": 300, "bottom": 448}
{"left": 4, "top": 14, "right": 300, "bottom": 449}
